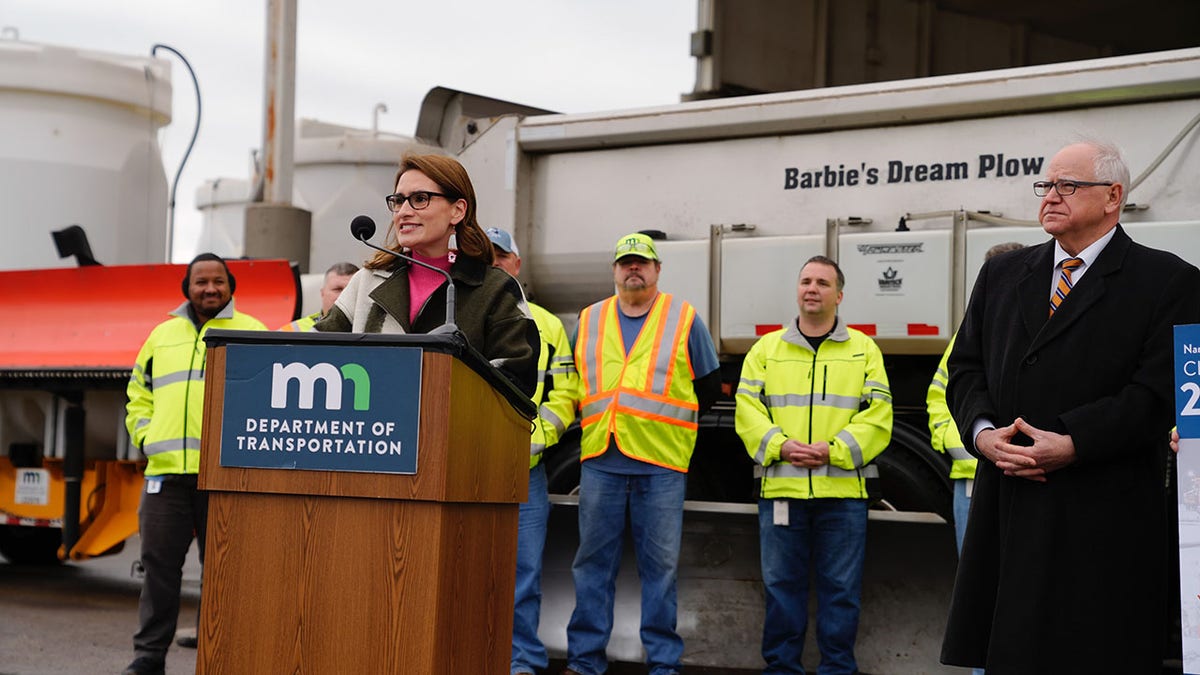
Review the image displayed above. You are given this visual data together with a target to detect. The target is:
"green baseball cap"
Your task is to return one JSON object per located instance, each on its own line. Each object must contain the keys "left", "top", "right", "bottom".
{"left": 613, "top": 233, "right": 660, "bottom": 261}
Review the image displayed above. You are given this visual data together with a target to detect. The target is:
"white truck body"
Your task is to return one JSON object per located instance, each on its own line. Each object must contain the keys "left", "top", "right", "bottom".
{"left": 417, "top": 48, "right": 1200, "bottom": 671}
{"left": 453, "top": 48, "right": 1200, "bottom": 353}
{"left": 184, "top": 48, "right": 1199, "bottom": 671}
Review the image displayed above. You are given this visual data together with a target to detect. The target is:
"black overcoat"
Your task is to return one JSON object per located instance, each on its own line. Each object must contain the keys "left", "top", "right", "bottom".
{"left": 942, "top": 225, "right": 1200, "bottom": 673}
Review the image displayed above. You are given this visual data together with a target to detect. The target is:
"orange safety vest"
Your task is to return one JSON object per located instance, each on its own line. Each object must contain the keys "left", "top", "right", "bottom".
{"left": 575, "top": 293, "right": 699, "bottom": 472}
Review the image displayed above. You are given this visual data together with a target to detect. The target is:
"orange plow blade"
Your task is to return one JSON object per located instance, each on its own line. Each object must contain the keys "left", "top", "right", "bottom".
{"left": 0, "top": 259, "right": 299, "bottom": 369}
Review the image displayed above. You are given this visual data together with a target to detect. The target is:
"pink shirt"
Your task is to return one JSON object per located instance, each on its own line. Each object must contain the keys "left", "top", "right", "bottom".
{"left": 407, "top": 250, "right": 454, "bottom": 325}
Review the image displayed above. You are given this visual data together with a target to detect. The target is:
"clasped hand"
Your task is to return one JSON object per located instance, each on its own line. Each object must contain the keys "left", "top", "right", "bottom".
{"left": 781, "top": 439, "right": 829, "bottom": 468}
{"left": 976, "top": 417, "right": 1076, "bottom": 483}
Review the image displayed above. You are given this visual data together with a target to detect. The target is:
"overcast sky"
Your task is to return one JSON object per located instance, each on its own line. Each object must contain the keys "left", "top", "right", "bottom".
{"left": 1, "top": 0, "right": 697, "bottom": 261}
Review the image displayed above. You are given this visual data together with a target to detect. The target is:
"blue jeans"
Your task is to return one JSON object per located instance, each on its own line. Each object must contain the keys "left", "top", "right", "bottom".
{"left": 952, "top": 478, "right": 971, "bottom": 556}
{"left": 566, "top": 463, "right": 686, "bottom": 675}
{"left": 512, "top": 462, "right": 551, "bottom": 674}
{"left": 759, "top": 498, "right": 868, "bottom": 675}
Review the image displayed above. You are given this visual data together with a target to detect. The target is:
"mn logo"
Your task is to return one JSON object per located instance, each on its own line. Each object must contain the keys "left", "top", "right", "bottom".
{"left": 271, "top": 362, "right": 371, "bottom": 411}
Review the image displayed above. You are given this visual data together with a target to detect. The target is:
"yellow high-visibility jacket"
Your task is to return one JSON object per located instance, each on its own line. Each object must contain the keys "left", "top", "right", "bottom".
{"left": 529, "top": 302, "right": 579, "bottom": 468}
{"left": 736, "top": 318, "right": 893, "bottom": 499}
{"left": 278, "top": 311, "right": 319, "bottom": 332}
{"left": 927, "top": 334, "right": 977, "bottom": 480}
{"left": 126, "top": 300, "right": 267, "bottom": 476}
{"left": 576, "top": 293, "right": 699, "bottom": 472}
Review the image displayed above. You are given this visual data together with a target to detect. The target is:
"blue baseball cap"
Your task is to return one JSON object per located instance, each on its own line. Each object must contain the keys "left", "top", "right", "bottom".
{"left": 485, "top": 227, "right": 520, "bottom": 256}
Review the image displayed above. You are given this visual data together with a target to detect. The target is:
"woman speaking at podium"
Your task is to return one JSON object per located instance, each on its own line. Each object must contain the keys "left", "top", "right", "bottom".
{"left": 314, "top": 153, "right": 538, "bottom": 396}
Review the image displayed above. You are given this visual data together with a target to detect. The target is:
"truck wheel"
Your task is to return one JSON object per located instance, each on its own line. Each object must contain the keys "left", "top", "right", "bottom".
{"left": 0, "top": 525, "right": 63, "bottom": 565}
{"left": 872, "top": 422, "right": 953, "bottom": 522}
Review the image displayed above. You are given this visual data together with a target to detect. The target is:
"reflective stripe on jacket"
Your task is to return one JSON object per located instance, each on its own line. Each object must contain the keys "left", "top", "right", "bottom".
{"left": 735, "top": 317, "right": 893, "bottom": 499}
{"left": 125, "top": 300, "right": 267, "bottom": 476}
{"left": 928, "top": 333, "right": 977, "bottom": 480}
{"left": 529, "top": 302, "right": 579, "bottom": 468}
{"left": 278, "top": 311, "right": 319, "bottom": 332}
{"left": 576, "top": 293, "right": 698, "bottom": 472}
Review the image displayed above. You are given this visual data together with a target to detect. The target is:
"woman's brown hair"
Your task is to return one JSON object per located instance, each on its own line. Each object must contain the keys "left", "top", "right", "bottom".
{"left": 365, "top": 153, "right": 495, "bottom": 269}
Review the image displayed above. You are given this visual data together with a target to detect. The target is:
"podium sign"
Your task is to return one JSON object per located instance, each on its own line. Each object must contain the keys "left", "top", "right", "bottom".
{"left": 1175, "top": 324, "right": 1200, "bottom": 674}
{"left": 198, "top": 331, "right": 531, "bottom": 672}
{"left": 219, "top": 343, "right": 422, "bottom": 474}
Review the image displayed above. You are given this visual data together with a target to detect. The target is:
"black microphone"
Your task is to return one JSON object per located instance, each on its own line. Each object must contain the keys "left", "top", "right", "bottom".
{"left": 350, "top": 215, "right": 458, "bottom": 335}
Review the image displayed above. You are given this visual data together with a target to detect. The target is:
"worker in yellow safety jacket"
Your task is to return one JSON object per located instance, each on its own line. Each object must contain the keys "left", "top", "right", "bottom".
{"left": 278, "top": 261, "right": 358, "bottom": 332}
{"left": 927, "top": 334, "right": 978, "bottom": 553}
{"left": 122, "top": 254, "right": 266, "bottom": 675}
{"left": 735, "top": 255, "right": 892, "bottom": 675}
{"left": 563, "top": 232, "right": 721, "bottom": 675}
{"left": 487, "top": 228, "right": 580, "bottom": 675}
{"left": 926, "top": 241, "right": 1022, "bottom": 570}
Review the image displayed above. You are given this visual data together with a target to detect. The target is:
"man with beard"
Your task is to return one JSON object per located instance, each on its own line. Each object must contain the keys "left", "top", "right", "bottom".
{"left": 122, "top": 254, "right": 267, "bottom": 675}
{"left": 562, "top": 233, "right": 720, "bottom": 675}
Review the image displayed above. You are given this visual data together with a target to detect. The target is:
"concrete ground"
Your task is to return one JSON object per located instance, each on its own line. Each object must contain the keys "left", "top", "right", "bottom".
{"left": 1, "top": 516, "right": 956, "bottom": 675}
{"left": 0, "top": 535, "right": 200, "bottom": 675}
{"left": 0, "top": 523, "right": 1183, "bottom": 674}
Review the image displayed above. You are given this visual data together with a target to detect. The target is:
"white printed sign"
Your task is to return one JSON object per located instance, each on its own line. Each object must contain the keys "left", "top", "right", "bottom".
{"left": 1175, "top": 325, "right": 1200, "bottom": 675}
{"left": 14, "top": 468, "right": 50, "bottom": 505}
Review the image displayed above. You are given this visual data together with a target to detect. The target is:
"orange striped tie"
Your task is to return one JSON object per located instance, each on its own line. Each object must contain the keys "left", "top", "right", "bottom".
{"left": 1049, "top": 257, "right": 1083, "bottom": 316}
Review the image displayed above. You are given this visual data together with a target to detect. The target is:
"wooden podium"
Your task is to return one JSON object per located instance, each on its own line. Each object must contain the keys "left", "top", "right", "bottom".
{"left": 195, "top": 331, "right": 533, "bottom": 673}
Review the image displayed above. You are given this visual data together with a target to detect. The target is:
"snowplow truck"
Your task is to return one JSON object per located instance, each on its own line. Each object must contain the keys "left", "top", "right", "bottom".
{"left": 405, "top": 48, "right": 1200, "bottom": 671}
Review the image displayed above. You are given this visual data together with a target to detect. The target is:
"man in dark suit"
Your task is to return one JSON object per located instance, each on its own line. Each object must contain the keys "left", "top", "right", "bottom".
{"left": 940, "top": 140, "right": 1200, "bottom": 673}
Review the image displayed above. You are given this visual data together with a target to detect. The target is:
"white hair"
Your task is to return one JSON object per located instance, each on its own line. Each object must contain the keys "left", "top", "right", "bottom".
{"left": 1072, "top": 137, "right": 1130, "bottom": 210}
